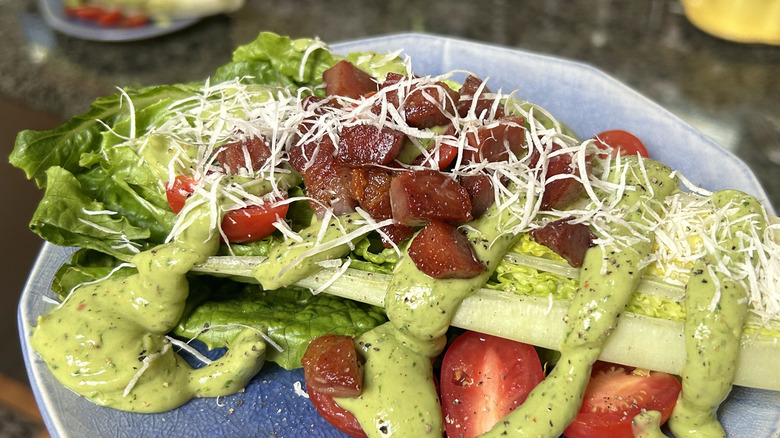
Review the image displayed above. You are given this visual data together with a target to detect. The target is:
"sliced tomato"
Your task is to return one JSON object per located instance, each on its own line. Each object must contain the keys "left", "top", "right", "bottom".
{"left": 64, "top": 6, "right": 106, "bottom": 20}
{"left": 440, "top": 331, "right": 544, "bottom": 438}
{"left": 165, "top": 175, "right": 198, "bottom": 214}
{"left": 221, "top": 201, "right": 289, "bottom": 243}
{"left": 593, "top": 130, "right": 649, "bottom": 158}
{"left": 120, "top": 14, "right": 151, "bottom": 28}
{"left": 308, "top": 388, "right": 367, "bottom": 438}
{"left": 563, "top": 361, "right": 681, "bottom": 438}
{"left": 96, "top": 10, "right": 122, "bottom": 27}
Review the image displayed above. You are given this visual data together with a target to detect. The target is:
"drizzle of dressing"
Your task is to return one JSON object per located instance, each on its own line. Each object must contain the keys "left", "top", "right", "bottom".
{"left": 31, "top": 203, "right": 266, "bottom": 412}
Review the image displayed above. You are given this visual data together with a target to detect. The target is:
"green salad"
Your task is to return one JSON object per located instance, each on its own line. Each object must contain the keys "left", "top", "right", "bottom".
{"left": 10, "top": 32, "right": 780, "bottom": 438}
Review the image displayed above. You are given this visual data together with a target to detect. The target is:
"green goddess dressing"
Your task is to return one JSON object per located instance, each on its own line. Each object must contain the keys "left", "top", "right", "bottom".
{"left": 482, "top": 156, "right": 678, "bottom": 437}
{"left": 31, "top": 202, "right": 267, "bottom": 412}
{"left": 335, "top": 197, "right": 523, "bottom": 436}
{"left": 669, "top": 190, "right": 767, "bottom": 437}
{"left": 29, "top": 144, "right": 768, "bottom": 434}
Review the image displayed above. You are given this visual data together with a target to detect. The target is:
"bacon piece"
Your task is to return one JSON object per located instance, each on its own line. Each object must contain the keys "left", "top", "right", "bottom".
{"left": 530, "top": 217, "right": 596, "bottom": 267}
{"left": 350, "top": 167, "right": 395, "bottom": 219}
{"left": 377, "top": 223, "right": 415, "bottom": 247}
{"left": 460, "top": 174, "right": 495, "bottom": 219}
{"left": 296, "top": 95, "right": 339, "bottom": 141}
{"left": 350, "top": 167, "right": 415, "bottom": 247}
{"left": 390, "top": 169, "right": 473, "bottom": 226}
{"left": 529, "top": 141, "right": 594, "bottom": 210}
{"left": 463, "top": 115, "right": 526, "bottom": 163}
{"left": 457, "top": 75, "right": 505, "bottom": 119}
{"left": 337, "top": 124, "right": 406, "bottom": 166}
{"left": 302, "top": 334, "right": 363, "bottom": 398}
{"left": 290, "top": 137, "right": 357, "bottom": 218}
{"left": 216, "top": 135, "right": 271, "bottom": 174}
{"left": 408, "top": 220, "right": 485, "bottom": 279}
{"left": 323, "top": 60, "right": 378, "bottom": 99}
{"left": 378, "top": 72, "right": 459, "bottom": 128}
{"left": 288, "top": 134, "right": 335, "bottom": 174}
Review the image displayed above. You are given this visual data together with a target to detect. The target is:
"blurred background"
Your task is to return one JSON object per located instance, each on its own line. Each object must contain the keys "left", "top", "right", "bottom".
{"left": 1, "top": 0, "right": 779, "bottom": 436}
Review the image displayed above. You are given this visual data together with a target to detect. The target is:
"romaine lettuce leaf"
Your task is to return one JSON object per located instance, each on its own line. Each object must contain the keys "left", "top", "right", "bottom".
{"left": 10, "top": 84, "right": 197, "bottom": 188}
{"left": 488, "top": 233, "right": 688, "bottom": 322}
{"left": 215, "top": 32, "right": 340, "bottom": 89}
{"left": 31, "top": 167, "right": 158, "bottom": 259}
{"left": 174, "top": 285, "right": 387, "bottom": 370}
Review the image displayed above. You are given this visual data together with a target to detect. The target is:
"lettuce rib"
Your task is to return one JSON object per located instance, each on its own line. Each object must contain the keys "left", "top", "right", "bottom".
{"left": 194, "top": 254, "right": 780, "bottom": 391}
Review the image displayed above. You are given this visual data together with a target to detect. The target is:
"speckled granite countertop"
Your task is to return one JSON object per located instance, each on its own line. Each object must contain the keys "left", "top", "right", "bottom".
{"left": 3, "top": 0, "right": 779, "bottom": 207}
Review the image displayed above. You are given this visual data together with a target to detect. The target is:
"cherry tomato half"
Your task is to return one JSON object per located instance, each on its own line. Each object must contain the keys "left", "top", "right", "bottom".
{"left": 165, "top": 175, "right": 289, "bottom": 243}
{"left": 120, "top": 14, "right": 151, "bottom": 28}
{"left": 96, "top": 10, "right": 122, "bottom": 27}
{"left": 165, "top": 175, "right": 198, "bottom": 214}
{"left": 410, "top": 143, "right": 458, "bottom": 169}
{"left": 440, "top": 331, "right": 544, "bottom": 438}
{"left": 593, "top": 130, "right": 649, "bottom": 158}
{"left": 563, "top": 361, "right": 681, "bottom": 438}
{"left": 220, "top": 202, "right": 289, "bottom": 243}
{"left": 64, "top": 6, "right": 105, "bottom": 20}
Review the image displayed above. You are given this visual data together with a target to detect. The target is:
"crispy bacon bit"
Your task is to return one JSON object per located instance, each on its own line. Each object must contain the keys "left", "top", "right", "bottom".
{"left": 337, "top": 124, "right": 406, "bottom": 166}
{"left": 323, "top": 60, "right": 378, "bottom": 99}
{"left": 389, "top": 169, "right": 473, "bottom": 226}
{"left": 291, "top": 137, "right": 356, "bottom": 218}
{"left": 464, "top": 115, "right": 526, "bottom": 163}
{"left": 460, "top": 174, "right": 495, "bottom": 219}
{"left": 349, "top": 167, "right": 414, "bottom": 247}
{"left": 216, "top": 135, "right": 271, "bottom": 174}
{"left": 408, "top": 220, "right": 486, "bottom": 279}
{"left": 529, "top": 142, "right": 594, "bottom": 210}
{"left": 302, "top": 334, "right": 364, "bottom": 398}
{"left": 297, "top": 95, "right": 338, "bottom": 139}
{"left": 457, "top": 75, "right": 504, "bottom": 119}
{"left": 530, "top": 217, "right": 596, "bottom": 267}
{"left": 379, "top": 72, "right": 459, "bottom": 128}
{"left": 350, "top": 167, "right": 394, "bottom": 219}
{"left": 378, "top": 223, "right": 415, "bottom": 247}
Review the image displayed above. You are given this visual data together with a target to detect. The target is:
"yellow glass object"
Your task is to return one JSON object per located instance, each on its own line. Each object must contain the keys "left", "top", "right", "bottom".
{"left": 681, "top": 0, "right": 780, "bottom": 45}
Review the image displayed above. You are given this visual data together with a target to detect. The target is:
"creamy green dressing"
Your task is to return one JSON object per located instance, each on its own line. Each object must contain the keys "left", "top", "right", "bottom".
{"left": 253, "top": 212, "right": 369, "bottom": 290}
{"left": 668, "top": 190, "right": 767, "bottom": 437}
{"left": 632, "top": 410, "right": 668, "bottom": 438}
{"left": 481, "top": 156, "right": 678, "bottom": 437}
{"left": 31, "top": 203, "right": 266, "bottom": 412}
{"left": 334, "top": 198, "right": 523, "bottom": 437}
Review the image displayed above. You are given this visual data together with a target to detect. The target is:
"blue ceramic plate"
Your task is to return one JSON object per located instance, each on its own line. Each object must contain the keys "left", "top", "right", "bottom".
{"left": 38, "top": 0, "right": 198, "bottom": 42}
{"left": 19, "top": 33, "right": 779, "bottom": 437}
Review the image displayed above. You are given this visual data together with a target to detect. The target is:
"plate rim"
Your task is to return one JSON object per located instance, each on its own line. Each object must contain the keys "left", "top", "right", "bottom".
{"left": 37, "top": 0, "right": 199, "bottom": 42}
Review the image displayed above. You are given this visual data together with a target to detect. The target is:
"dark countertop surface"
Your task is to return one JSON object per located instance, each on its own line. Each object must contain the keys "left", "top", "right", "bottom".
{"left": 1, "top": 0, "right": 778, "bottom": 387}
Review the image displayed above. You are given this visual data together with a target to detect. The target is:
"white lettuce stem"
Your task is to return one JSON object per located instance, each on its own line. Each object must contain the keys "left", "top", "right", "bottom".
{"left": 193, "top": 254, "right": 780, "bottom": 391}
